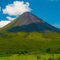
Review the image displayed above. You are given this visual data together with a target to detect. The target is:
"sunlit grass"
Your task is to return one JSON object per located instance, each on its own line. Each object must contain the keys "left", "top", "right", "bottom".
{"left": 0, "top": 54, "right": 60, "bottom": 60}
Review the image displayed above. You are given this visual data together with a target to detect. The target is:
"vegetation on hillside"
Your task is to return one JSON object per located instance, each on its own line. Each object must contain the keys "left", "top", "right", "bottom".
{"left": 0, "top": 54, "right": 60, "bottom": 60}
{"left": 0, "top": 32, "right": 60, "bottom": 56}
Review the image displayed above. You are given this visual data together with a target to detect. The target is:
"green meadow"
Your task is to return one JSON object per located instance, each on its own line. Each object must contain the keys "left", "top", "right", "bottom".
{"left": 0, "top": 54, "right": 60, "bottom": 60}
{"left": 0, "top": 32, "right": 60, "bottom": 59}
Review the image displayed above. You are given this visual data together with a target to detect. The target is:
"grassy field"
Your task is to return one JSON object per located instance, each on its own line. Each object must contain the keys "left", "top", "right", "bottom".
{"left": 0, "top": 54, "right": 60, "bottom": 60}
{"left": 0, "top": 32, "right": 60, "bottom": 55}
{"left": 0, "top": 32, "right": 60, "bottom": 60}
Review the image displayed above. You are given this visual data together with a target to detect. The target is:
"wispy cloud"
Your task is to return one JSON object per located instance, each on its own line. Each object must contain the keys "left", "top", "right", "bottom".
{"left": 0, "top": 20, "right": 11, "bottom": 28}
{"left": 6, "top": 16, "right": 16, "bottom": 20}
{"left": 3, "top": 1, "right": 31, "bottom": 16}
{"left": 0, "top": 16, "right": 15, "bottom": 28}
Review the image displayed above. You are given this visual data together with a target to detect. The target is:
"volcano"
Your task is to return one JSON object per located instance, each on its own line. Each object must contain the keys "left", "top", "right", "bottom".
{"left": 0, "top": 12, "right": 60, "bottom": 55}
{"left": 1, "top": 12, "right": 60, "bottom": 33}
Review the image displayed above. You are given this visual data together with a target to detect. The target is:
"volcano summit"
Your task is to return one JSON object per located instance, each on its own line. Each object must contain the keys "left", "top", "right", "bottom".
{"left": 1, "top": 12, "right": 60, "bottom": 33}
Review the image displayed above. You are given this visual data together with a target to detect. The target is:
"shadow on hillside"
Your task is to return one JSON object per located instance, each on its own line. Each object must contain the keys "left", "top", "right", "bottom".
{"left": 7, "top": 23, "right": 60, "bottom": 33}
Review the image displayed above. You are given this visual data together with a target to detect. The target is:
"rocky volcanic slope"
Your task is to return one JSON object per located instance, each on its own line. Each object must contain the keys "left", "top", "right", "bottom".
{"left": 0, "top": 12, "right": 60, "bottom": 33}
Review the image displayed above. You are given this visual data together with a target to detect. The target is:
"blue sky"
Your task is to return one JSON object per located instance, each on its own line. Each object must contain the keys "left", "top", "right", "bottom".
{"left": 0, "top": 0, "right": 60, "bottom": 28}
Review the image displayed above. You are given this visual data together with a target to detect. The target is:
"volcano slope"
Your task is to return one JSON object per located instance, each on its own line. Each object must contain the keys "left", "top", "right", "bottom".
{"left": 0, "top": 12, "right": 60, "bottom": 33}
{"left": 0, "top": 12, "right": 60, "bottom": 56}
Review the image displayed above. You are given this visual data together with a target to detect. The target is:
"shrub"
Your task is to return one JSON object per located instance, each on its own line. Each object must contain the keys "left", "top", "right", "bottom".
{"left": 37, "top": 56, "right": 41, "bottom": 60}
{"left": 46, "top": 48, "right": 51, "bottom": 53}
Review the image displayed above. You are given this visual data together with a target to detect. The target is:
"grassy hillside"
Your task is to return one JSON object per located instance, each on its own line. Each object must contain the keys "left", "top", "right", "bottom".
{"left": 0, "top": 32, "right": 60, "bottom": 56}
{"left": 0, "top": 54, "right": 60, "bottom": 60}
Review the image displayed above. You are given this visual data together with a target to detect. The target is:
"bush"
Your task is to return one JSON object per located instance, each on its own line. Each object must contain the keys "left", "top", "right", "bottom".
{"left": 37, "top": 56, "right": 41, "bottom": 60}
{"left": 46, "top": 48, "right": 51, "bottom": 53}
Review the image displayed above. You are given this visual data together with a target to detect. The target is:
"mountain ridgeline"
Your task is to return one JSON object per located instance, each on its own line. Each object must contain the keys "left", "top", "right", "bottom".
{"left": 1, "top": 12, "right": 60, "bottom": 33}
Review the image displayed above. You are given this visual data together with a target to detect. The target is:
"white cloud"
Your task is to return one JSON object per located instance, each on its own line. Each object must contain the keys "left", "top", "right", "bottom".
{"left": 3, "top": 1, "right": 31, "bottom": 16}
{"left": 6, "top": 16, "right": 16, "bottom": 20}
{"left": 49, "top": 0, "right": 59, "bottom": 2}
{"left": 0, "top": 20, "right": 11, "bottom": 28}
